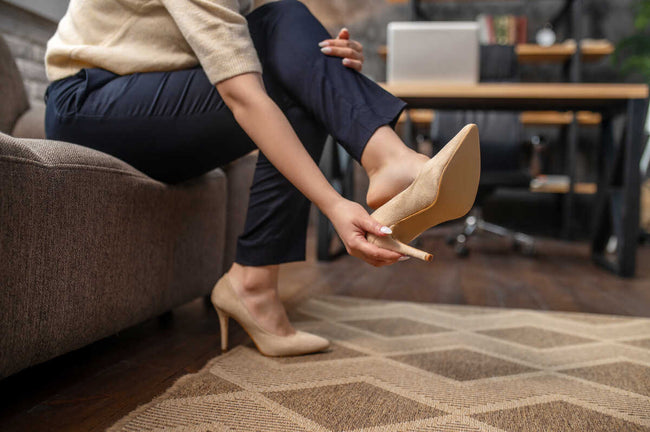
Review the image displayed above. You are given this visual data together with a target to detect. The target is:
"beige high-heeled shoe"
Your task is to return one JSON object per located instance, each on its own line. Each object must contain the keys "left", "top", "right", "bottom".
{"left": 210, "top": 274, "right": 330, "bottom": 356}
{"left": 367, "top": 123, "right": 480, "bottom": 261}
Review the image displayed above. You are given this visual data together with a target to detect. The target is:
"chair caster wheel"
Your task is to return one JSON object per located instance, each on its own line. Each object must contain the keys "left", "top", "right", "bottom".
{"left": 522, "top": 243, "right": 536, "bottom": 256}
{"left": 454, "top": 243, "right": 470, "bottom": 257}
{"left": 513, "top": 238, "right": 536, "bottom": 256}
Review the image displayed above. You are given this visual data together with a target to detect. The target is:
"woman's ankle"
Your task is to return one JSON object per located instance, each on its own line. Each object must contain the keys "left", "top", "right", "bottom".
{"left": 226, "top": 263, "right": 295, "bottom": 335}
{"left": 361, "top": 126, "right": 415, "bottom": 175}
{"left": 365, "top": 152, "right": 429, "bottom": 209}
{"left": 228, "top": 263, "right": 279, "bottom": 294}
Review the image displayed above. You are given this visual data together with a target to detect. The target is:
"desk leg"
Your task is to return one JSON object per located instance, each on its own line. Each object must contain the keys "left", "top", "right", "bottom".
{"left": 592, "top": 99, "right": 648, "bottom": 277}
{"left": 569, "top": 0, "right": 583, "bottom": 83}
{"left": 618, "top": 98, "right": 648, "bottom": 276}
{"left": 591, "top": 116, "right": 614, "bottom": 256}
{"left": 562, "top": 115, "right": 579, "bottom": 239}
{"left": 409, "top": 0, "right": 422, "bottom": 20}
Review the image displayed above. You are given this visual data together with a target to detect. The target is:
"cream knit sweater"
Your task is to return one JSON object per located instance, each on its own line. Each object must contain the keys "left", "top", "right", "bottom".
{"left": 45, "top": 0, "right": 278, "bottom": 85}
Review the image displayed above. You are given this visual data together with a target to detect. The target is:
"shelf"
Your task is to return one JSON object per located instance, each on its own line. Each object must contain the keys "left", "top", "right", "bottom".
{"left": 396, "top": 109, "right": 602, "bottom": 128}
{"left": 516, "top": 41, "right": 614, "bottom": 64}
{"left": 396, "top": 109, "right": 435, "bottom": 125}
{"left": 530, "top": 177, "right": 597, "bottom": 195}
{"left": 520, "top": 111, "right": 602, "bottom": 126}
{"left": 377, "top": 41, "right": 614, "bottom": 64}
{"left": 378, "top": 45, "right": 388, "bottom": 60}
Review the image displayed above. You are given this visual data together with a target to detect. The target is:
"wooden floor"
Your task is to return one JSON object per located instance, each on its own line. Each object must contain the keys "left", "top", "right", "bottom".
{"left": 1, "top": 226, "right": 650, "bottom": 431}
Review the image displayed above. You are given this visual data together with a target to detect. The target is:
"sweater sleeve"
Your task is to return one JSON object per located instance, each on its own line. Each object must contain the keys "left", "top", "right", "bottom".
{"left": 160, "top": 0, "right": 262, "bottom": 84}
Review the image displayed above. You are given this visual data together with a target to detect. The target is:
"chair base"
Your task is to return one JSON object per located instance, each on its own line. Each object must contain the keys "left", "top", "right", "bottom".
{"left": 447, "top": 208, "right": 536, "bottom": 257}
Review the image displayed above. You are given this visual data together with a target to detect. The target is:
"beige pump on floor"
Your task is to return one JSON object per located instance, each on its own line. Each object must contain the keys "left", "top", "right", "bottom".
{"left": 211, "top": 275, "right": 331, "bottom": 356}
{"left": 367, "top": 123, "right": 481, "bottom": 261}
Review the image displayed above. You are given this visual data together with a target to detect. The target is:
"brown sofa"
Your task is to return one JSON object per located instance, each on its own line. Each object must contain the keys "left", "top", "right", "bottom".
{"left": 0, "top": 36, "right": 256, "bottom": 378}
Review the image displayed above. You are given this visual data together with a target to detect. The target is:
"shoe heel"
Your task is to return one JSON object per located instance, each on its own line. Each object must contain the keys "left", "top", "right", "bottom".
{"left": 216, "top": 308, "right": 229, "bottom": 351}
{"left": 368, "top": 233, "right": 433, "bottom": 262}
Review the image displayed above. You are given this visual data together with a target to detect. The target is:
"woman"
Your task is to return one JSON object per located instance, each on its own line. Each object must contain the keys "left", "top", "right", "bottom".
{"left": 44, "top": 0, "right": 479, "bottom": 357}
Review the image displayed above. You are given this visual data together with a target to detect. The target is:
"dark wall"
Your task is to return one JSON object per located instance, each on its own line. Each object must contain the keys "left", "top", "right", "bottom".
{"left": 303, "top": 0, "right": 641, "bottom": 84}
{"left": 0, "top": 1, "right": 57, "bottom": 106}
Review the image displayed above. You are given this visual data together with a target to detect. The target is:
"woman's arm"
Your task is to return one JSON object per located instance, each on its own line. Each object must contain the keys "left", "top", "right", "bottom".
{"left": 217, "top": 72, "right": 402, "bottom": 266}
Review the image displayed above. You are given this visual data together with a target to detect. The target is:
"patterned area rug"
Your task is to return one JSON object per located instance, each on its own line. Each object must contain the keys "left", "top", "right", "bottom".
{"left": 109, "top": 296, "right": 650, "bottom": 431}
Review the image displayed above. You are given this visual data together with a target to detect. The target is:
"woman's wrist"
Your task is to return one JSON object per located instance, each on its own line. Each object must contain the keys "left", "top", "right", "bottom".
{"left": 316, "top": 193, "right": 348, "bottom": 220}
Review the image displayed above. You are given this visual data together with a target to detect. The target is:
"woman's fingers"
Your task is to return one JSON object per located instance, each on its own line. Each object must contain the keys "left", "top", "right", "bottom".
{"left": 342, "top": 58, "right": 363, "bottom": 72}
{"left": 350, "top": 236, "right": 403, "bottom": 265}
{"left": 326, "top": 198, "right": 403, "bottom": 267}
{"left": 358, "top": 214, "right": 391, "bottom": 237}
{"left": 351, "top": 214, "right": 403, "bottom": 265}
{"left": 319, "top": 28, "right": 364, "bottom": 71}
{"left": 319, "top": 38, "right": 363, "bottom": 53}
{"left": 320, "top": 45, "right": 364, "bottom": 61}
{"left": 321, "top": 45, "right": 365, "bottom": 71}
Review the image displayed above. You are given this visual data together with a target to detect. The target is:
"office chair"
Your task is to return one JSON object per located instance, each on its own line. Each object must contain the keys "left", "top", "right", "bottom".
{"left": 432, "top": 110, "right": 536, "bottom": 256}
{"left": 432, "top": 45, "right": 536, "bottom": 256}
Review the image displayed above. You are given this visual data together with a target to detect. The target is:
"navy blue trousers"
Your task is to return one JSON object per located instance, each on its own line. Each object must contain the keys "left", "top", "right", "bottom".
{"left": 45, "top": 0, "right": 406, "bottom": 266}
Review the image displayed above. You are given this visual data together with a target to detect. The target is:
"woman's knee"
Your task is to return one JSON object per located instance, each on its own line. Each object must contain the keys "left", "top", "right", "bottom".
{"left": 267, "top": 0, "right": 310, "bottom": 15}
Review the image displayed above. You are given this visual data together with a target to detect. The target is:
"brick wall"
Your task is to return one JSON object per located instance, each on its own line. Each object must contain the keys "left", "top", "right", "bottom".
{"left": 0, "top": 1, "right": 56, "bottom": 107}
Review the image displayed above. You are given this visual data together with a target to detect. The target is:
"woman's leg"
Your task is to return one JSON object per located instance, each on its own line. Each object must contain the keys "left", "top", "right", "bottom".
{"left": 45, "top": 65, "right": 330, "bottom": 337}
{"left": 243, "top": 0, "right": 428, "bottom": 211}
{"left": 45, "top": 67, "right": 258, "bottom": 183}
{"left": 227, "top": 0, "right": 429, "bottom": 337}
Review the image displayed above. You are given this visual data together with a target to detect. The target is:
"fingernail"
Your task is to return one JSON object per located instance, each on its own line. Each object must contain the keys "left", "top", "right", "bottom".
{"left": 380, "top": 226, "right": 392, "bottom": 234}
{"left": 320, "top": 47, "right": 332, "bottom": 54}
{"left": 342, "top": 58, "right": 349, "bottom": 65}
{"left": 341, "top": 27, "right": 349, "bottom": 32}
{"left": 318, "top": 41, "right": 329, "bottom": 47}
{"left": 398, "top": 256, "right": 410, "bottom": 261}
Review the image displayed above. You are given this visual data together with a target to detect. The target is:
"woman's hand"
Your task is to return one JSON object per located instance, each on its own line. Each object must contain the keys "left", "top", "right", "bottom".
{"left": 319, "top": 28, "right": 364, "bottom": 72}
{"left": 324, "top": 198, "right": 404, "bottom": 267}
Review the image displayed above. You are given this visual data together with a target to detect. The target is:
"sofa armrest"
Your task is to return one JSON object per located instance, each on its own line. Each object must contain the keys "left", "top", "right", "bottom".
{"left": 0, "top": 133, "right": 227, "bottom": 377}
{"left": 11, "top": 104, "right": 46, "bottom": 139}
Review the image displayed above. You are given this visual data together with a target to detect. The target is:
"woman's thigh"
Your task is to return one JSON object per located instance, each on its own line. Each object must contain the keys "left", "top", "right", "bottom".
{"left": 45, "top": 67, "right": 256, "bottom": 183}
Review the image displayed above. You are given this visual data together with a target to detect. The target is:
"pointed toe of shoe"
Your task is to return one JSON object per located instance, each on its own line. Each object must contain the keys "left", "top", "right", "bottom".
{"left": 259, "top": 331, "right": 330, "bottom": 357}
{"left": 296, "top": 331, "right": 331, "bottom": 353}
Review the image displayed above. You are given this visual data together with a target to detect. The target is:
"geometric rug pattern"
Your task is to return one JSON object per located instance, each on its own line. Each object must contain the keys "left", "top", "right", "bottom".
{"left": 108, "top": 296, "right": 650, "bottom": 431}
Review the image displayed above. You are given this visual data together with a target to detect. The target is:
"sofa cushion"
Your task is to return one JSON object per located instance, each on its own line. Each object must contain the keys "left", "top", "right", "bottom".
{"left": 0, "top": 130, "right": 150, "bottom": 176}
{"left": 0, "top": 35, "right": 29, "bottom": 134}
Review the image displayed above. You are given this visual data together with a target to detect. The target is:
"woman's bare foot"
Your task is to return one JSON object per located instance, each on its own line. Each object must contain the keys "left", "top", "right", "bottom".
{"left": 226, "top": 263, "right": 296, "bottom": 336}
{"left": 362, "top": 125, "right": 430, "bottom": 209}
{"left": 366, "top": 152, "right": 429, "bottom": 209}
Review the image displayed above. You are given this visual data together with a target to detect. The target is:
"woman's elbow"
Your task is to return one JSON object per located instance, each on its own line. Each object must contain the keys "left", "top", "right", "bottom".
{"left": 215, "top": 72, "right": 266, "bottom": 114}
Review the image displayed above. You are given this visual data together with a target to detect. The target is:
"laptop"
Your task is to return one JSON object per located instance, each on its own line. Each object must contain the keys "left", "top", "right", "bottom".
{"left": 387, "top": 22, "right": 480, "bottom": 84}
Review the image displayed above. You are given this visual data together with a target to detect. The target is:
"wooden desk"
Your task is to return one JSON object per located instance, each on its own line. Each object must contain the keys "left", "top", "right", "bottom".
{"left": 380, "top": 82, "right": 649, "bottom": 276}
{"left": 378, "top": 42, "right": 614, "bottom": 64}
